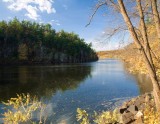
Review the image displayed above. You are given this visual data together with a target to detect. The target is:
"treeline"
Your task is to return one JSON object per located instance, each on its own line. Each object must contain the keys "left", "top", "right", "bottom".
{"left": 0, "top": 18, "right": 98, "bottom": 64}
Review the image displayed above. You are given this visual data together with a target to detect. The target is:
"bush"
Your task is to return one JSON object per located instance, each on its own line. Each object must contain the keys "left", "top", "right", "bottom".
{"left": 76, "top": 108, "right": 119, "bottom": 124}
{"left": 2, "top": 93, "right": 46, "bottom": 124}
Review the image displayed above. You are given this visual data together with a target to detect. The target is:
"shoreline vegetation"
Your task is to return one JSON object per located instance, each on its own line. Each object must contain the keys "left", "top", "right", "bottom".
{"left": 2, "top": 93, "right": 159, "bottom": 124}
{"left": 94, "top": 24, "right": 160, "bottom": 123}
{"left": 97, "top": 23, "right": 160, "bottom": 78}
{"left": 0, "top": 18, "right": 98, "bottom": 65}
{"left": 77, "top": 92, "right": 160, "bottom": 124}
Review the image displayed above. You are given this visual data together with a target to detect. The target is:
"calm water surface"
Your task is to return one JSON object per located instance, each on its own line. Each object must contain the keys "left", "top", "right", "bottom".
{"left": 0, "top": 59, "right": 152, "bottom": 123}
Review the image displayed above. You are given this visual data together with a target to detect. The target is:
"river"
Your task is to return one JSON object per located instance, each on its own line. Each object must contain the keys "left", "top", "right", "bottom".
{"left": 0, "top": 59, "right": 152, "bottom": 123}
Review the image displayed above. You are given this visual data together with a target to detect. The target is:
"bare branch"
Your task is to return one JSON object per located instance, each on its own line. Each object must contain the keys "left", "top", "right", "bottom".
{"left": 108, "top": 0, "right": 120, "bottom": 12}
{"left": 105, "top": 27, "right": 122, "bottom": 38}
{"left": 86, "top": 1, "right": 107, "bottom": 27}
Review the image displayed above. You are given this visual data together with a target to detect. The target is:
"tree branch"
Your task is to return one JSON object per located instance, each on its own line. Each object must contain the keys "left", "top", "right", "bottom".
{"left": 86, "top": 1, "right": 107, "bottom": 27}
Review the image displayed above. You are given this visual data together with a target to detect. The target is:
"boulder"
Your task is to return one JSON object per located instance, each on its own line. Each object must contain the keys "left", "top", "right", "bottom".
{"left": 134, "top": 111, "right": 143, "bottom": 119}
{"left": 127, "top": 105, "right": 138, "bottom": 114}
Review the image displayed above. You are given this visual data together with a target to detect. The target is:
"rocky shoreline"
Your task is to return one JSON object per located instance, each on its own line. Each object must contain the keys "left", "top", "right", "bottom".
{"left": 117, "top": 92, "right": 155, "bottom": 124}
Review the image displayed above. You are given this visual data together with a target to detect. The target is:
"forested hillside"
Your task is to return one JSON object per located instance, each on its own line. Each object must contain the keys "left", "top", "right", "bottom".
{"left": 0, "top": 18, "right": 98, "bottom": 65}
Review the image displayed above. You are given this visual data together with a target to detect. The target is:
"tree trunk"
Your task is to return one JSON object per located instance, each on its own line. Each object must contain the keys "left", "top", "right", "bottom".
{"left": 137, "top": 0, "right": 155, "bottom": 72}
{"left": 151, "top": 0, "right": 160, "bottom": 43}
{"left": 118, "top": 0, "right": 160, "bottom": 110}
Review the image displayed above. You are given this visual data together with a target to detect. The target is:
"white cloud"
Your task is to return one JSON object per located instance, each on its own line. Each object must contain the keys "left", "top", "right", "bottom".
{"left": 2, "top": 0, "right": 56, "bottom": 20}
{"left": 38, "top": 0, "right": 56, "bottom": 13}
{"left": 50, "top": 19, "right": 61, "bottom": 26}
{"left": 25, "top": 5, "right": 39, "bottom": 20}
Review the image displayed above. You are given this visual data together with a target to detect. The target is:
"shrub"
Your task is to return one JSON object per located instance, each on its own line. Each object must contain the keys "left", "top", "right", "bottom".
{"left": 94, "top": 109, "right": 119, "bottom": 124}
{"left": 77, "top": 108, "right": 90, "bottom": 124}
{"left": 76, "top": 108, "right": 119, "bottom": 124}
{"left": 2, "top": 93, "right": 46, "bottom": 124}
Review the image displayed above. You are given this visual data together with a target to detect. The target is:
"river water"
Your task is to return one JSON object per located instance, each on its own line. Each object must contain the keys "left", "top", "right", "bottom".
{"left": 0, "top": 59, "right": 152, "bottom": 123}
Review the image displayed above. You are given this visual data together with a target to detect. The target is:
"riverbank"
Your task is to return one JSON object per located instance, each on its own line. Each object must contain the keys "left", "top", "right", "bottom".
{"left": 87, "top": 92, "right": 158, "bottom": 124}
{"left": 96, "top": 53, "right": 159, "bottom": 123}
{"left": 97, "top": 39, "right": 160, "bottom": 78}
{"left": 117, "top": 92, "right": 156, "bottom": 124}
{"left": 0, "top": 58, "right": 98, "bottom": 66}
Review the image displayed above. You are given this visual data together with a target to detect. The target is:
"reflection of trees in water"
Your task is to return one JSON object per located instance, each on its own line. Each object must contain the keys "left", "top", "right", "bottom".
{"left": 123, "top": 63, "right": 152, "bottom": 94}
{"left": 0, "top": 65, "right": 92, "bottom": 101}
{"left": 134, "top": 74, "right": 153, "bottom": 94}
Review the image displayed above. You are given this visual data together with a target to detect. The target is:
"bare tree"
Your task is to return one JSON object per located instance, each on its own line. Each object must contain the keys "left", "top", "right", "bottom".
{"left": 87, "top": 0, "right": 160, "bottom": 110}
{"left": 137, "top": 0, "right": 155, "bottom": 71}
{"left": 119, "top": 0, "right": 160, "bottom": 110}
{"left": 151, "top": 0, "right": 160, "bottom": 43}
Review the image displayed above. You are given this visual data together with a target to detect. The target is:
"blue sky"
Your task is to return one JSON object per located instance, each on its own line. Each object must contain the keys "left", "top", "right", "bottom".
{"left": 0, "top": 0, "right": 130, "bottom": 51}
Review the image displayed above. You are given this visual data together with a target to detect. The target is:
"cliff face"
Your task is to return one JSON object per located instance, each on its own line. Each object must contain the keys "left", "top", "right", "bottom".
{"left": 0, "top": 43, "right": 98, "bottom": 65}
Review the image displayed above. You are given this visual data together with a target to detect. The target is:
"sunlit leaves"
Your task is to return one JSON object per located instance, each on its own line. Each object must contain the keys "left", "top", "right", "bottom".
{"left": 143, "top": 105, "right": 160, "bottom": 124}
{"left": 94, "top": 109, "right": 119, "bottom": 124}
{"left": 76, "top": 108, "right": 90, "bottom": 124}
{"left": 76, "top": 108, "right": 119, "bottom": 124}
{"left": 77, "top": 105, "right": 160, "bottom": 124}
{"left": 2, "top": 93, "right": 46, "bottom": 124}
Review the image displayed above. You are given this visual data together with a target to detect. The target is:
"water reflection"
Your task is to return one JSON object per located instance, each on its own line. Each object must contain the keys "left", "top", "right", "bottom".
{"left": 134, "top": 74, "right": 152, "bottom": 94}
{"left": 0, "top": 65, "right": 92, "bottom": 101}
{"left": 0, "top": 59, "right": 153, "bottom": 123}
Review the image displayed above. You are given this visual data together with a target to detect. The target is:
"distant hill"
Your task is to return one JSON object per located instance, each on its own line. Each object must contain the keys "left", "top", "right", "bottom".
{"left": 97, "top": 43, "right": 137, "bottom": 59}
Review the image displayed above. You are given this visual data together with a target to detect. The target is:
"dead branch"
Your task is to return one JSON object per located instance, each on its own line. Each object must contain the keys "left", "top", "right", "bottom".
{"left": 86, "top": 1, "right": 107, "bottom": 27}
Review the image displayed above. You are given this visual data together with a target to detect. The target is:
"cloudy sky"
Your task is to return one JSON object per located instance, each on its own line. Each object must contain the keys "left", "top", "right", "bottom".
{"left": 0, "top": 0, "right": 130, "bottom": 51}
